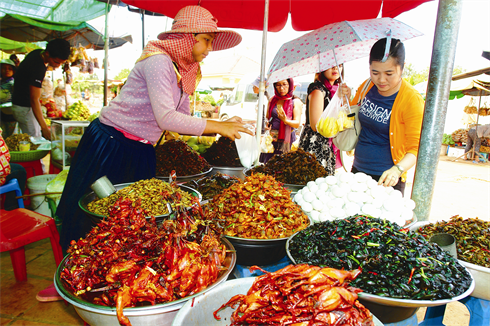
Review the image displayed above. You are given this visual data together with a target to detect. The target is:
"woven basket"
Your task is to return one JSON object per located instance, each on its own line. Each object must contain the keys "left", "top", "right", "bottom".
{"left": 10, "top": 149, "right": 50, "bottom": 162}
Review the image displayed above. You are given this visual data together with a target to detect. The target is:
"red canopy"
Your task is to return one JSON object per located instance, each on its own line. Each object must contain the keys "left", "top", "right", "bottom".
{"left": 122, "top": 0, "right": 432, "bottom": 32}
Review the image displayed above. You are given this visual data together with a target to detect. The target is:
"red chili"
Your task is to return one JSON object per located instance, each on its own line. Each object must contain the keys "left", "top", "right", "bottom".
{"left": 408, "top": 267, "right": 415, "bottom": 284}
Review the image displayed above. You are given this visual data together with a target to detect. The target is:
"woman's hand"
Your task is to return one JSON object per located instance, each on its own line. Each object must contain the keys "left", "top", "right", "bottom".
{"left": 226, "top": 116, "right": 243, "bottom": 123}
{"left": 204, "top": 118, "right": 254, "bottom": 141}
{"left": 220, "top": 121, "right": 254, "bottom": 140}
{"left": 340, "top": 84, "right": 352, "bottom": 99}
{"left": 264, "top": 121, "right": 272, "bottom": 131}
{"left": 276, "top": 105, "right": 286, "bottom": 122}
{"left": 378, "top": 166, "right": 402, "bottom": 187}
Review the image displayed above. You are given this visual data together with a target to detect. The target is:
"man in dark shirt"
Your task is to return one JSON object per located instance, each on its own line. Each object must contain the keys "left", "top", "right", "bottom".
{"left": 12, "top": 39, "right": 70, "bottom": 140}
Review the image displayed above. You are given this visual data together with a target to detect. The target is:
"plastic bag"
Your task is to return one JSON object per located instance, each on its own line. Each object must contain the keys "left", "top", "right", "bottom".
{"left": 316, "top": 92, "right": 354, "bottom": 138}
{"left": 235, "top": 125, "right": 259, "bottom": 168}
{"left": 332, "top": 79, "right": 371, "bottom": 151}
{"left": 260, "top": 130, "right": 274, "bottom": 153}
{"left": 332, "top": 104, "right": 361, "bottom": 151}
{"left": 46, "top": 170, "right": 69, "bottom": 201}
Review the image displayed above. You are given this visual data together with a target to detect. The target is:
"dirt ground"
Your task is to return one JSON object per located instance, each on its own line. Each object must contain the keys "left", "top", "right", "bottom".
{"left": 342, "top": 154, "right": 489, "bottom": 325}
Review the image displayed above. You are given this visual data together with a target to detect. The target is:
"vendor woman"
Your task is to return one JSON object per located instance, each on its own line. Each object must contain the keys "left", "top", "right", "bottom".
{"left": 56, "top": 6, "right": 252, "bottom": 253}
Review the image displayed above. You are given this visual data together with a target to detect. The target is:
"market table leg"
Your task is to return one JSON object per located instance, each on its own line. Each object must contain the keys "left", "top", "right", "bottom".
{"left": 460, "top": 296, "right": 490, "bottom": 326}
{"left": 418, "top": 305, "right": 446, "bottom": 326}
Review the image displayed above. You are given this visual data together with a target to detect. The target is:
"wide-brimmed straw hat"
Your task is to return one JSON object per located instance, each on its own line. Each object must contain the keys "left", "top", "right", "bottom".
{"left": 157, "top": 6, "right": 242, "bottom": 51}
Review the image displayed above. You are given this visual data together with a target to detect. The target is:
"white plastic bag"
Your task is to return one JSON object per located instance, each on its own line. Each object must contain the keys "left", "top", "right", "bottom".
{"left": 235, "top": 125, "right": 259, "bottom": 168}
{"left": 332, "top": 79, "right": 371, "bottom": 151}
{"left": 316, "top": 92, "right": 353, "bottom": 138}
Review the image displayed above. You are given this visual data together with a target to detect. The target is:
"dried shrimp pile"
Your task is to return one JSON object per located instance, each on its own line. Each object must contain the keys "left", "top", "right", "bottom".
{"left": 61, "top": 198, "right": 227, "bottom": 326}
{"left": 155, "top": 139, "right": 211, "bottom": 177}
{"left": 249, "top": 149, "right": 329, "bottom": 185}
{"left": 202, "top": 136, "right": 242, "bottom": 167}
{"left": 5, "top": 133, "right": 40, "bottom": 151}
{"left": 416, "top": 215, "right": 490, "bottom": 268}
{"left": 214, "top": 264, "right": 373, "bottom": 326}
{"left": 205, "top": 173, "right": 309, "bottom": 239}
{"left": 86, "top": 178, "right": 195, "bottom": 216}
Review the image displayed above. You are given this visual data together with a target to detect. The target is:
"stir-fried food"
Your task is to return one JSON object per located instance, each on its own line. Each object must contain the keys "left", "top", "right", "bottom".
{"left": 248, "top": 149, "right": 328, "bottom": 185}
{"left": 86, "top": 178, "right": 195, "bottom": 217}
{"left": 214, "top": 264, "right": 373, "bottom": 326}
{"left": 60, "top": 195, "right": 227, "bottom": 326}
{"left": 416, "top": 215, "right": 490, "bottom": 268}
{"left": 289, "top": 215, "right": 473, "bottom": 300}
{"left": 155, "top": 139, "right": 211, "bottom": 177}
{"left": 187, "top": 172, "right": 241, "bottom": 200}
{"left": 5, "top": 133, "right": 40, "bottom": 151}
{"left": 205, "top": 173, "right": 309, "bottom": 239}
{"left": 202, "top": 136, "right": 242, "bottom": 167}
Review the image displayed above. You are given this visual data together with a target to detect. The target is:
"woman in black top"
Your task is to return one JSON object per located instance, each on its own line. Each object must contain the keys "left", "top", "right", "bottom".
{"left": 298, "top": 65, "right": 350, "bottom": 175}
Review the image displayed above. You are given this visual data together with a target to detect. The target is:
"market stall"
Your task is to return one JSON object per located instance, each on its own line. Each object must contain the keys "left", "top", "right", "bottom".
{"left": 448, "top": 74, "right": 490, "bottom": 161}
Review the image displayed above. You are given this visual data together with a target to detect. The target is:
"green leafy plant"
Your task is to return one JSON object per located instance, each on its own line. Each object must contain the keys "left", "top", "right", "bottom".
{"left": 202, "top": 94, "right": 216, "bottom": 106}
{"left": 442, "top": 133, "right": 455, "bottom": 145}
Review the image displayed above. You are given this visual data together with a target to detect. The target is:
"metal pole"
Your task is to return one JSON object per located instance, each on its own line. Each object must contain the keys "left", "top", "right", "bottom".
{"left": 254, "top": 0, "right": 269, "bottom": 166}
{"left": 142, "top": 10, "right": 145, "bottom": 50}
{"left": 412, "top": 0, "right": 463, "bottom": 221}
{"left": 103, "top": 2, "right": 110, "bottom": 107}
{"left": 471, "top": 91, "right": 482, "bottom": 160}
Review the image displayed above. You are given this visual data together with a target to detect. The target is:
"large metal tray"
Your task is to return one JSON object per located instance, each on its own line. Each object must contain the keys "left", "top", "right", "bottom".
{"left": 79, "top": 182, "right": 201, "bottom": 224}
{"left": 172, "top": 277, "right": 385, "bottom": 326}
{"left": 410, "top": 220, "right": 490, "bottom": 300}
{"left": 55, "top": 238, "right": 236, "bottom": 326}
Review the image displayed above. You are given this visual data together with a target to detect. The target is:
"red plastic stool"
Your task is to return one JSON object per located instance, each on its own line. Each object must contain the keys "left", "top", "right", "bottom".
{"left": 49, "top": 159, "right": 62, "bottom": 174}
{"left": 16, "top": 160, "right": 44, "bottom": 180}
{"left": 0, "top": 208, "right": 64, "bottom": 282}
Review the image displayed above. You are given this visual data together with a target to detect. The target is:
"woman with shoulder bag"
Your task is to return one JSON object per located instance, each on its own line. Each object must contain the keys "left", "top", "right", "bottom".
{"left": 298, "top": 64, "right": 351, "bottom": 175}
{"left": 349, "top": 37, "right": 424, "bottom": 196}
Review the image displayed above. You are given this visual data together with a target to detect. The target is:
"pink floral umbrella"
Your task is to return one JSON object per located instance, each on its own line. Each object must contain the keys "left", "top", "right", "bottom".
{"left": 267, "top": 18, "right": 423, "bottom": 84}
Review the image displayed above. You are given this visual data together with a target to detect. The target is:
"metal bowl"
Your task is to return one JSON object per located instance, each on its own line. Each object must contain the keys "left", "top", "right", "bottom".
{"left": 54, "top": 238, "right": 236, "bottom": 326}
{"left": 156, "top": 167, "right": 213, "bottom": 183}
{"left": 225, "top": 236, "right": 289, "bottom": 266}
{"left": 242, "top": 167, "right": 305, "bottom": 192}
{"left": 210, "top": 166, "right": 245, "bottom": 180}
{"left": 410, "top": 220, "right": 490, "bottom": 300}
{"left": 171, "top": 277, "right": 385, "bottom": 326}
{"left": 79, "top": 182, "right": 202, "bottom": 225}
{"left": 225, "top": 217, "right": 311, "bottom": 266}
{"left": 286, "top": 226, "right": 475, "bottom": 323}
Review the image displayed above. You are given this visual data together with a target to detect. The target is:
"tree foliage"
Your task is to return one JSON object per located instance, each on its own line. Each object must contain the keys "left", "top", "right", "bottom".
{"left": 403, "top": 63, "right": 429, "bottom": 86}
{"left": 403, "top": 64, "right": 466, "bottom": 86}
{"left": 71, "top": 73, "right": 101, "bottom": 95}
{"left": 114, "top": 68, "right": 131, "bottom": 81}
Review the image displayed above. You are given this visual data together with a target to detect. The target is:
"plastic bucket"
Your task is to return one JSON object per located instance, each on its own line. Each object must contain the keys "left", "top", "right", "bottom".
{"left": 26, "top": 174, "right": 58, "bottom": 217}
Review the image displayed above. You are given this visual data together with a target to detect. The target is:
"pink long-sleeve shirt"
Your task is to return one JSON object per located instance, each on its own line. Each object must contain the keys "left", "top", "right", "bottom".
{"left": 99, "top": 54, "right": 206, "bottom": 144}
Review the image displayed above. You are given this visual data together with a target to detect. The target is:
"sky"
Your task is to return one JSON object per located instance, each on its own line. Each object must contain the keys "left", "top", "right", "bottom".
{"left": 86, "top": 0, "right": 490, "bottom": 89}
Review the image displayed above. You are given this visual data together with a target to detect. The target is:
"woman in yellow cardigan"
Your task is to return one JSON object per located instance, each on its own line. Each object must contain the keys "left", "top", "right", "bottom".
{"left": 350, "top": 37, "right": 424, "bottom": 195}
